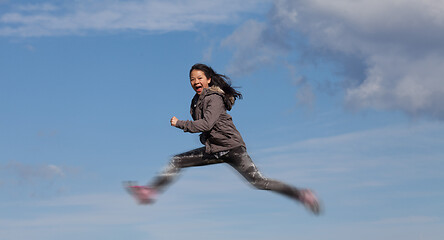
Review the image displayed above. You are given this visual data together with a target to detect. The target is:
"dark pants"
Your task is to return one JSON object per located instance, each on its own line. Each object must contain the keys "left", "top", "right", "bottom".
{"left": 151, "top": 146, "right": 302, "bottom": 200}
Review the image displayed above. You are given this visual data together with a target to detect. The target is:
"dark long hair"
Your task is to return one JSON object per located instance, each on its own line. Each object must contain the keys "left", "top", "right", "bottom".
{"left": 190, "top": 63, "right": 242, "bottom": 108}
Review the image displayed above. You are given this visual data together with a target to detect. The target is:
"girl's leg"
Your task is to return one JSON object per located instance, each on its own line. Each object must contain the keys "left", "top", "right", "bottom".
{"left": 224, "top": 146, "right": 302, "bottom": 200}
{"left": 224, "top": 146, "right": 321, "bottom": 214}
{"left": 150, "top": 147, "right": 223, "bottom": 193}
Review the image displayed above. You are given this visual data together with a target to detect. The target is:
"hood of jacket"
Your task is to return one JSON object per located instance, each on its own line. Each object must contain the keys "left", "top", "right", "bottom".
{"left": 199, "top": 86, "right": 235, "bottom": 111}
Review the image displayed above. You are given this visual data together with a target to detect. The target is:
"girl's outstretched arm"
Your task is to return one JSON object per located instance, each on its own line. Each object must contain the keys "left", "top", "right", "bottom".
{"left": 173, "top": 94, "right": 224, "bottom": 133}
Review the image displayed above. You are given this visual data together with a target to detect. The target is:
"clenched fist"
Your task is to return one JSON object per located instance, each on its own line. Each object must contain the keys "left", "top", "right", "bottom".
{"left": 170, "top": 116, "right": 178, "bottom": 127}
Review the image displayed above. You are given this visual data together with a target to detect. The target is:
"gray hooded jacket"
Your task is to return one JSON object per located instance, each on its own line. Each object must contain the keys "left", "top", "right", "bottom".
{"left": 175, "top": 86, "right": 246, "bottom": 154}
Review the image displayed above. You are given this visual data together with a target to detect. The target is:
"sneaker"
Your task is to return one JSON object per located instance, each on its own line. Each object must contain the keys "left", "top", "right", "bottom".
{"left": 124, "top": 182, "right": 156, "bottom": 204}
{"left": 299, "top": 189, "right": 322, "bottom": 215}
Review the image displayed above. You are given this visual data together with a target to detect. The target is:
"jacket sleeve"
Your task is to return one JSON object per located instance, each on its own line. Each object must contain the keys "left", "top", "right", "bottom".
{"left": 175, "top": 94, "right": 224, "bottom": 133}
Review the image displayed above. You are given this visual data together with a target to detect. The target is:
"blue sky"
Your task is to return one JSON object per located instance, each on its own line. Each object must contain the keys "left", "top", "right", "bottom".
{"left": 1, "top": 0, "right": 443, "bottom": 239}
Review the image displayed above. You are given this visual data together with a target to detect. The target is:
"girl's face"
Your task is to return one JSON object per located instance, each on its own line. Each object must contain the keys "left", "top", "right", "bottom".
{"left": 190, "top": 69, "right": 211, "bottom": 95}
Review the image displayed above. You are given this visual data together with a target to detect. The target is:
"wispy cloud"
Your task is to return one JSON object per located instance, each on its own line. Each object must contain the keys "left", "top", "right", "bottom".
{"left": 371, "top": 216, "right": 440, "bottom": 225}
{"left": 2, "top": 161, "right": 65, "bottom": 182}
{"left": 0, "top": 161, "right": 69, "bottom": 197}
{"left": 252, "top": 121, "right": 444, "bottom": 189}
{"left": 221, "top": 19, "right": 288, "bottom": 74}
{"left": 0, "top": 188, "right": 275, "bottom": 240}
{"left": 0, "top": 122, "right": 443, "bottom": 239}
{"left": 14, "top": 3, "right": 58, "bottom": 12}
{"left": 223, "top": 0, "right": 444, "bottom": 120}
{"left": 0, "top": 0, "right": 270, "bottom": 37}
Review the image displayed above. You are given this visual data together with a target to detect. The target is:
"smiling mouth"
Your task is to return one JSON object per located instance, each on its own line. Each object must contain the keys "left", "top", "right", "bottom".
{"left": 195, "top": 86, "right": 203, "bottom": 92}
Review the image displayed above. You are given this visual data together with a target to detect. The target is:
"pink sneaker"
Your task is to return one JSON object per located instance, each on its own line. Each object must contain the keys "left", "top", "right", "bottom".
{"left": 299, "top": 189, "right": 322, "bottom": 215}
{"left": 124, "top": 182, "right": 156, "bottom": 204}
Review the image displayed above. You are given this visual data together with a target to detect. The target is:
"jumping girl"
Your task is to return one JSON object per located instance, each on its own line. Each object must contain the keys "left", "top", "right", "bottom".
{"left": 126, "top": 63, "right": 321, "bottom": 215}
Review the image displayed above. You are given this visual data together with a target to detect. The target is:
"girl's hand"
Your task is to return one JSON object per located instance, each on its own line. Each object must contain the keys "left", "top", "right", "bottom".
{"left": 170, "top": 116, "right": 178, "bottom": 127}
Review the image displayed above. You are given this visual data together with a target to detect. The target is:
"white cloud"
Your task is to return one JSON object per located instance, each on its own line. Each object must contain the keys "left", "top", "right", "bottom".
{"left": 0, "top": 0, "right": 270, "bottom": 37}
{"left": 222, "top": 19, "right": 288, "bottom": 75}
{"left": 223, "top": 0, "right": 444, "bottom": 120}
{"left": 346, "top": 53, "right": 444, "bottom": 118}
